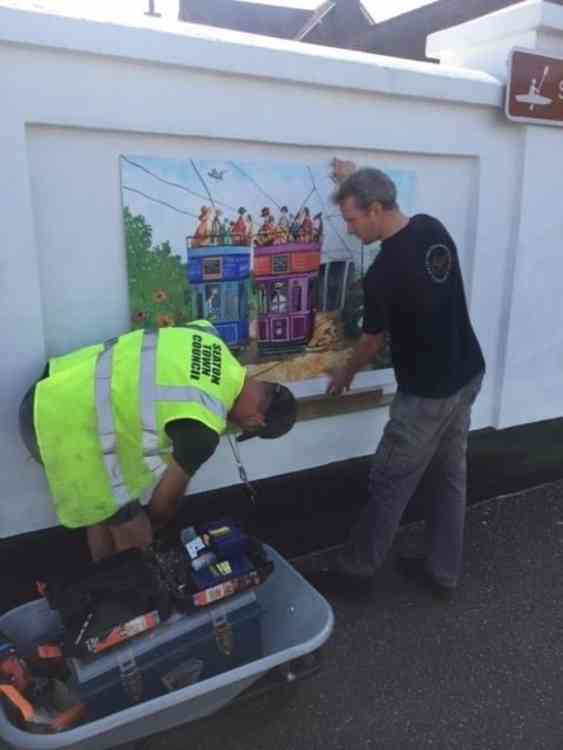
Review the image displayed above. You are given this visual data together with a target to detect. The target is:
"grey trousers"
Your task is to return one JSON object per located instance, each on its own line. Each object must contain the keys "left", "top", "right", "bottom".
{"left": 346, "top": 372, "right": 484, "bottom": 588}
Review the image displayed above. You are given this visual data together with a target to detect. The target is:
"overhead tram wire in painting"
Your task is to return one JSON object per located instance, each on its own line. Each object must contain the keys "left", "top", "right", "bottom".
{"left": 121, "top": 156, "right": 238, "bottom": 213}
{"left": 122, "top": 186, "right": 199, "bottom": 218}
{"left": 190, "top": 159, "right": 216, "bottom": 209}
{"left": 228, "top": 161, "right": 283, "bottom": 211}
{"left": 307, "top": 166, "right": 355, "bottom": 260}
{"left": 292, "top": 186, "right": 317, "bottom": 228}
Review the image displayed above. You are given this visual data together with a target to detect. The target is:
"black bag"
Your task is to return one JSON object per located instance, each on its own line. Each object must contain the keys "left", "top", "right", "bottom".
{"left": 42, "top": 549, "right": 171, "bottom": 658}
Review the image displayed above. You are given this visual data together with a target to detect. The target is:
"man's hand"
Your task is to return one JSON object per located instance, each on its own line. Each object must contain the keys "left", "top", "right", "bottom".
{"left": 326, "top": 365, "right": 354, "bottom": 396}
{"left": 331, "top": 158, "right": 357, "bottom": 185}
{"left": 326, "top": 333, "right": 385, "bottom": 397}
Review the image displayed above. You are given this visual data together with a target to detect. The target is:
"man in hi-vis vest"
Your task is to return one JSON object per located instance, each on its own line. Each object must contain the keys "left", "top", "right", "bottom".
{"left": 19, "top": 321, "right": 297, "bottom": 561}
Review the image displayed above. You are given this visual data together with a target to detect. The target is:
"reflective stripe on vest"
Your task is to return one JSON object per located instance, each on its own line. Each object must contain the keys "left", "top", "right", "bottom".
{"left": 94, "top": 329, "right": 229, "bottom": 503}
{"left": 95, "top": 345, "right": 131, "bottom": 507}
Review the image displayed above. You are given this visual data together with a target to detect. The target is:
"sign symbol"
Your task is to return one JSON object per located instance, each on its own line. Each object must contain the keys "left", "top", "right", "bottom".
{"left": 506, "top": 49, "right": 563, "bottom": 127}
{"left": 516, "top": 65, "right": 552, "bottom": 111}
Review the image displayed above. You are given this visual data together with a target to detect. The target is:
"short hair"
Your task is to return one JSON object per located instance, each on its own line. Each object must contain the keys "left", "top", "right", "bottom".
{"left": 332, "top": 168, "right": 398, "bottom": 211}
{"left": 258, "top": 381, "right": 277, "bottom": 412}
{"left": 237, "top": 381, "right": 297, "bottom": 442}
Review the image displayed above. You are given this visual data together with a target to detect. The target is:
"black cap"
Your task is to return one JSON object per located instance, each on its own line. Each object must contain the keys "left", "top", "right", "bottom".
{"left": 237, "top": 383, "right": 298, "bottom": 443}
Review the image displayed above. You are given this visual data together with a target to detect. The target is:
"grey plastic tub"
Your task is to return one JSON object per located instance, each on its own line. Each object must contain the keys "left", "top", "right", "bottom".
{"left": 0, "top": 545, "right": 334, "bottom": 750}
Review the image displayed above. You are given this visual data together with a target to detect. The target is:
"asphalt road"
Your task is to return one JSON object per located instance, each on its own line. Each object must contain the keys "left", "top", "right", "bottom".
{"left": 125, "top": 480, "right": 563, "bottom": 750}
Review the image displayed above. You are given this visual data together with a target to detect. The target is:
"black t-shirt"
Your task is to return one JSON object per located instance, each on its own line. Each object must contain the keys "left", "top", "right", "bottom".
{"left": 165, "top": 419, "right": 219, "bottom": 476}
{"left": 362, "top": 214, "right": 485, "bottom": 397}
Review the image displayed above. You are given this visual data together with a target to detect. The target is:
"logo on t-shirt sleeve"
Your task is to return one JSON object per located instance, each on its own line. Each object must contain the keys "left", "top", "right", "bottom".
{"left": 425, "top": 244, "right": 452, "bottom": 284}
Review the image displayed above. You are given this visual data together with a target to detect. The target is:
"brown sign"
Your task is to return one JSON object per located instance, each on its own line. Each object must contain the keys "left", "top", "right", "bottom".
{"left": 506, "top": 48, "right": 563, "bottom": 126}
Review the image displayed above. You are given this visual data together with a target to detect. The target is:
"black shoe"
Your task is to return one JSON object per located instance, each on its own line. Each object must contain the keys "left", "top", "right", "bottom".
{"left": 394, "top": 556, "right": 456, "bottom": 602}
{"left": 308, "top": 550, "right": 375, "bottom": 593}
{"left": 333, "top": 550, "right": 376, "bottom": 580}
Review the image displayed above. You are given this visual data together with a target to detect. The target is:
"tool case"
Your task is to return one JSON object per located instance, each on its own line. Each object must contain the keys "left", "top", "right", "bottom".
{"left": 67, "top": 592, "right": 263, "bottom": 722}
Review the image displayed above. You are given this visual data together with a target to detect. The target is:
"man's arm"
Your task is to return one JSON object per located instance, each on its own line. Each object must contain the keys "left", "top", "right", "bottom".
{"left": 326, "top": 332, "right": 385, "bottom": 396}
{"left": 147, "top": 419, "right": 219, "bottom": 529}
{"left": 148, "top": 461, "right": 189, "bottom": 529}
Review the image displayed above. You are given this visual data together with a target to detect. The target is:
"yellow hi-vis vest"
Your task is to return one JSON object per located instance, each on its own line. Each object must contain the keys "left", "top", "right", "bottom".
{"left": 34, "top": 322, "right": 246, "bottom": 528}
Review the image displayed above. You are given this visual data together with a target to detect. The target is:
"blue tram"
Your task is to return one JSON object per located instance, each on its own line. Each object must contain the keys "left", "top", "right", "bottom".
{"left": 186, "top": 240, "right": 251, "bottom": 348}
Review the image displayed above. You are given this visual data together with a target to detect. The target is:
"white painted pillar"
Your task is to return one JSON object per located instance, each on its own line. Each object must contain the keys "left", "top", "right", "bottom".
{"left": 429, "top": 1, "right": 563, "bottom": 428}
{"left": 0, "top": 112, "right": 57, "bottom": 532}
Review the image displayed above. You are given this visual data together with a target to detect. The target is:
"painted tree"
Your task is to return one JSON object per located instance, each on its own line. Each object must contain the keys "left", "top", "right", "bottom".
{"left": 124, "top": 207, "right": 190, "bottom": 329}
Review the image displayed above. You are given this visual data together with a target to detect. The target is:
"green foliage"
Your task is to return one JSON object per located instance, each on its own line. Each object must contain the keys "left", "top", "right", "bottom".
{"left": 124, "top": 207, "right": 190, "bottom": 328}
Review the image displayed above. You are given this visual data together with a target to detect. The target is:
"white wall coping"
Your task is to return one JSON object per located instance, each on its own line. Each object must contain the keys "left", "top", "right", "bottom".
{"left": 428, "top": 0, "right": 563, "bottom": 59}
{"left": 0, "top": 3, "right": 503, "bottom": 108}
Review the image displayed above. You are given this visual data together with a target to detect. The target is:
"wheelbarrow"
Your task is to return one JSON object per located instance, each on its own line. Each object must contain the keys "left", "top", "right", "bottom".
{"left": 0, "top": 545, "right": 334, "bottom": 750}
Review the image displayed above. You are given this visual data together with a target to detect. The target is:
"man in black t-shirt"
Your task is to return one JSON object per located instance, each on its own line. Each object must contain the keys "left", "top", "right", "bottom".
{"left": 326, "top": 167, "right": 485, "bottom": 600}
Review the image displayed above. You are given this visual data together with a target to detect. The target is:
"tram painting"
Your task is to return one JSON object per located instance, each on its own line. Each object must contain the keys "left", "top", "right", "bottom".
{"left": 254, "top": 241, "right": 321, "bottom": 353}
{"left": 253, "top": 206, "right": 323, "bottom": 354}
{"left": 186, "top": 227, "right": 251, "bottom": 349}
{"left": 121, "top": 153, "right": 416, "bottom": 387}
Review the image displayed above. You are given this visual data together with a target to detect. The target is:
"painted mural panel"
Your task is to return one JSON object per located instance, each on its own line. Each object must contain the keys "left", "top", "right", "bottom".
{"left": 120, "top": 155, "right": 416, "bottom": 386}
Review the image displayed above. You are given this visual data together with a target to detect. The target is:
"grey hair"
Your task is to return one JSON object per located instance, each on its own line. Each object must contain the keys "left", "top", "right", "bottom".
{"left": 332, "top": 168, "right": 398, "bottom": 211}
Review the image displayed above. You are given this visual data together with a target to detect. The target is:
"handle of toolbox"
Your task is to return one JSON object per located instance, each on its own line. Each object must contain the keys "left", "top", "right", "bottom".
{"left": 211, "top": 606, "right": 233, "bottom": 657}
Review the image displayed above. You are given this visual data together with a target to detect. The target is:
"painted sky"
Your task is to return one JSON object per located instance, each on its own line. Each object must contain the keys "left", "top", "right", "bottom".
{"left": 120, "top": 154, "right": 416, "bottom": 274}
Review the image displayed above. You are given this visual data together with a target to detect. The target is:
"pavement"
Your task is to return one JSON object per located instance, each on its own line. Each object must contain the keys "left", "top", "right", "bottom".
{"left": 6, "top": 416, "right": 563, "bottom": 615}
{"left": 118, "top": 480, "right": 563, "bottom": 750}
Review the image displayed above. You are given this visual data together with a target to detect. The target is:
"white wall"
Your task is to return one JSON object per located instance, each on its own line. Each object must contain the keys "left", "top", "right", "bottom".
{"left": 1, "top": 2, "right": 562, "bottom": 537}
{"left": 2, "top": 0, "right": 181, "bottom": 24}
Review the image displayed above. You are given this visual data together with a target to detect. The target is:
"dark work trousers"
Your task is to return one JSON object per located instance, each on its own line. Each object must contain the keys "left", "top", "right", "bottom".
{"left": 346, "top": 372, "right": 484, "bottom": 588}
{"left": 19, "top": 381, "right": 42, "bottom": 464}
